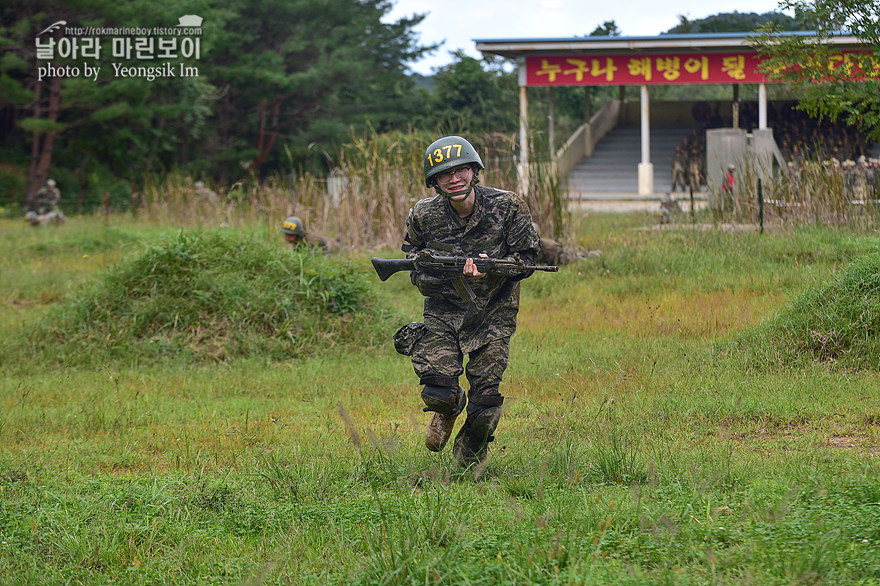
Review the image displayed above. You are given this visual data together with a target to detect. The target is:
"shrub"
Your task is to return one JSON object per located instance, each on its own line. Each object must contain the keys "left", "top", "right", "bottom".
{"left": 725, "top": 252, "right": 880, "bottom": 371}
{"left": 17, "top": 230, "right": 393, "bottom": 366}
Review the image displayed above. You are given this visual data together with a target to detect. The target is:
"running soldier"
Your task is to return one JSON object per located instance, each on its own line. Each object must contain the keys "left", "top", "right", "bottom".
{"left": 397, "top": 135, "right": 540, "bottom": 468}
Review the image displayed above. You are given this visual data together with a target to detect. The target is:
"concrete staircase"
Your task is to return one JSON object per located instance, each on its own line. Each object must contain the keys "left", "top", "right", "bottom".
{"left": 565, "top": 125, "right": 694, "bottom": 198}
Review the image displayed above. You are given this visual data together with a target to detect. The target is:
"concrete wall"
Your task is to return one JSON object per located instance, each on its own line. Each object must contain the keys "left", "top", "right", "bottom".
{"left": 706, "top": 128, "right": 787, "bottom": 206}
{"left": 706, "top": 129, "right": 748, "bottom": 192}
{"left": 751, "top": 129, "right": 787, "bottom": 176}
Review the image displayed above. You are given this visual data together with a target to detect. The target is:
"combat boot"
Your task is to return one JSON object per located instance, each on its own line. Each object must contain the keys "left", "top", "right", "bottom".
{"left": 422, "top": 385, "right": 466, "bottom": 452}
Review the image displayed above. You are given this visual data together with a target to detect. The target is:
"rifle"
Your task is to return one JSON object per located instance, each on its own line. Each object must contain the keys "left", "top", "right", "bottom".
{"left": 371, "top": 250, "right": 557, "bottom": 302}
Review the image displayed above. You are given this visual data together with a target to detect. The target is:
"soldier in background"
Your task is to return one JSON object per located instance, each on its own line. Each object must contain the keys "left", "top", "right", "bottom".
{"left": 26, "top": 178, "right": 67, "bottom": 226}
{"left": 194, "top": 181, "right": 220, "bottom": 204}
{"left": 866, "top": 158, "right": 879, "bottom": 197}
{"left": 538, "top": 237, "right": 585, "bottom": 265}
{"left": 657, "top": 193, "right": 681, "bottom": 224}
{"left": 721, "top": 164, "right": 736, "bottom": 212}
{"left": 671, "top": 147, "right": 688, "bottom": 193}
{"left": 534, "top": 224, "right": 599, "bottom": 265}
{"left": 281, "top": 215, "right": 343, "bottom": 253}
{"left": 687, "top": 149, "right": 703, "bottom": 192}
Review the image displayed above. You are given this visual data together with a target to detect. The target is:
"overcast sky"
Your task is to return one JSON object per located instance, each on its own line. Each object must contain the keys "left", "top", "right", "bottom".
{"left": 383, "top": 0, "right": 792, "bottom": 75}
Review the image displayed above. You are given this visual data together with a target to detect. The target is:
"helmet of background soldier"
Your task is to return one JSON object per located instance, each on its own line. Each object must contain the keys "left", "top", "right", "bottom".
{"left": 47, "top": 178, "right": 56, "bottom": 187}
{"left": 281, "top": 216, "right": 305, "bottom": 237}
{"left": 423, "top": 136, "right": 484, "bottom": 188}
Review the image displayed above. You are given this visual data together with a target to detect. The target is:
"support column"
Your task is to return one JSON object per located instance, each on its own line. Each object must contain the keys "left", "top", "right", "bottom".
{"left": 584, "top": 86, "right": 591, "bottom": 122}
{"left": 758, "top": 83, "right": 767, "bottom": 130}
{"left": 548, "top": 87, "right": 555, "bottom": 161}
{"left": 517, "top": 57, "right": 529, "bottom": 196}
{"left": 638, "top": 85, "right": 653, "bottom": 196}
{"left": 732, "top": 84, "right": 740, "bottom": 129}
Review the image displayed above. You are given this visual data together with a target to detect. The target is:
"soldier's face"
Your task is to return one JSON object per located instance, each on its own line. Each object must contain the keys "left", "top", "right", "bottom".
{"left": 285, "top": 233, "right": 302, "bottom": 244}
{"left": 436, "top": 164, "right": 473, "bottom": 198}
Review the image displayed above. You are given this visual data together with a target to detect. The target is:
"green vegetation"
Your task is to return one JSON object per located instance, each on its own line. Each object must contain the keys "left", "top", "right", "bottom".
{"left": 728, "top": 250, "right": 880, "bottom": 371}
{"left": 2, "top": 214, "right": 880, "bottom": 583}
{"left": 1, "top": 0, "right": 433, "bottom": 206}
{"left": 667, "top": 11, "right": 805, "bottom": 34}
{"left": 3, "top": 1, "right": 879, "bottom": 579}
{"left": 3, "top": 230, "right": 389, "bottom": 368}
{"left": 2, "top": 2, "right": 818, "bottom": 212}
{"left": 753, "top": 0, "right": 880, "bottom": 141}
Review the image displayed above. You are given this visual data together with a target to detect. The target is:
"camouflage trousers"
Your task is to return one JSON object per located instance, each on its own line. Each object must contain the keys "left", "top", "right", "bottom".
{"left": 411, "top": 329, "right": 510, "bottom": 406}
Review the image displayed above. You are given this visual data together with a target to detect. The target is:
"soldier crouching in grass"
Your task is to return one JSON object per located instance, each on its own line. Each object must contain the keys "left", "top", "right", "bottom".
{"left": 536, "top": 232, "right": 598, "bottom": 265}
{"left": 281, "top": 215, "right": 343, "bottom": 253}
{"left": 396, "top": 135, "right": 540, "bottom": 469}
{"left": 26, "top": 178, "right": 67, "bottom": 226}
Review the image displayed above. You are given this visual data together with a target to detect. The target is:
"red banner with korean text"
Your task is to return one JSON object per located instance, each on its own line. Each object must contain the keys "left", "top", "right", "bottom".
{"left": 525, "top": 51, "right": 872, "bottom": 86}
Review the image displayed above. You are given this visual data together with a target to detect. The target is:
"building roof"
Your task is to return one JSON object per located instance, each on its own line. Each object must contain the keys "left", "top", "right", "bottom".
{"left": 474, "top": 31, "right": 865, "bottom": 60}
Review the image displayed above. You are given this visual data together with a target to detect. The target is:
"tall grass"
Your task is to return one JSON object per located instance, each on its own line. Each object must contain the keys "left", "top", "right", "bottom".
{"left": 715, "top": 157, "right": 880, "bottom": 230}
{"left": 140, "top": 129, "right": 566, "bottom": 248}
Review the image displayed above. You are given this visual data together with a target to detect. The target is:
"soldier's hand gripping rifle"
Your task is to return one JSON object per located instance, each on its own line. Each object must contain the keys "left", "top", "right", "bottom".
{"left": 371, "top": 249, "right": 558, "bottom": 303}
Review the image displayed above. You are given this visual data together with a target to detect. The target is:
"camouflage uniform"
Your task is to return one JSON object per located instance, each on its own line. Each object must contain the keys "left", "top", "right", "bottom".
{"left": 671, "top": 149, "right": 688, "bottom": 193}
{"left": 403, "top": 184, "right": 540, "bottom": 463}
{"left": 688, "top": 151, "right": 703, "bottom": 192}
{"left": 283, "top": 215, "right": 343, "bottom": 253}
{"left": 304, "top": 232, "right": 343, "bottom": 253}
{"left": 28, "top": 180, "right": 66, "bottom": 225}
{"left": 290, "top": 232, "right": 343, "bottom": 253}
{"left": 32, "top": 183, "right": 61, "bottom": 215}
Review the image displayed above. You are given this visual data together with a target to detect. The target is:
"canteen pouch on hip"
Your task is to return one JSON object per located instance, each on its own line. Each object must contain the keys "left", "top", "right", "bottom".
{"left": 393, "top": 322, "right": 426, "bottom": 356}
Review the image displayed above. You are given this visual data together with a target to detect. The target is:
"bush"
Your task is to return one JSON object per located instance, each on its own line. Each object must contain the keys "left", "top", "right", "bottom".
{"left": 16, "top": 230, "right": 393, "bottom": 366}
{"left": 725, "top": 252, "right": 880, "bottom": 371}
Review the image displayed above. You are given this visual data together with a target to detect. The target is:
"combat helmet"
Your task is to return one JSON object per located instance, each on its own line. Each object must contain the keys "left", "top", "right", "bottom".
{"left": 423, "top": 136, "right": 484, "bottom": 188}
{"left": 281, "top": 216, "right": 305, "bottom": 237}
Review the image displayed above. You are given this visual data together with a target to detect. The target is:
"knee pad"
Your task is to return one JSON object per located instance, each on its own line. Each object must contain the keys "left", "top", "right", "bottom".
{"left": 421, "top": 385, "right": 466, "bottom": 417}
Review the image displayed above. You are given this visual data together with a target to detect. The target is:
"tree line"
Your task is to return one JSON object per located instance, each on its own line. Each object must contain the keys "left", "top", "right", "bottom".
{"left": 5, "top": 0, "right": 868, "bottom": 214}
{"left": 2, "top": 0, "right": 440, "bottom": 209}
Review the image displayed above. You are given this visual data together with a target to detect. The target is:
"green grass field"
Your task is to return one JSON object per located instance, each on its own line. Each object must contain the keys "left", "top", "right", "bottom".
{"left": 1, "top": 214, "right": 879, "bottom": 585}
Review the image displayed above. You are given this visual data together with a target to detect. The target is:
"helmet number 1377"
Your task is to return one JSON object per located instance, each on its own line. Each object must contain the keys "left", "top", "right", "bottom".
{"left": 427, "top": 144, "right": 463, "bottom": 166}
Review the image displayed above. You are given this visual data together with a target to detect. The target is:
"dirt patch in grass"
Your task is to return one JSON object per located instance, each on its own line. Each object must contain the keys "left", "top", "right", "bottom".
{"left": 826, "top": 434, "right": 880, "bottom": 454}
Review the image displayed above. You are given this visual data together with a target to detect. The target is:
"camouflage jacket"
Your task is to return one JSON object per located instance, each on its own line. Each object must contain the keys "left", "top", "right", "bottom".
{"left": 304, "top": 232, "right": 343, "bottom": 253}
{"left": 403, "top": 185, "right": 540, "bottom": 353}
{"left": 291, "top": 233, "right": 344, "bottom": 253}
{"left": 33, "top": 186, "right": 61, "bottom": 215}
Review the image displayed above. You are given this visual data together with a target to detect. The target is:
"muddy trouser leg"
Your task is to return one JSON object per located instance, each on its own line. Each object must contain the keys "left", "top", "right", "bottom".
{"left": 411, "top": 328, "right": 466, "bottom": 451}
{"left": 453, "top": 337, "right": 509, "bottom": 466}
